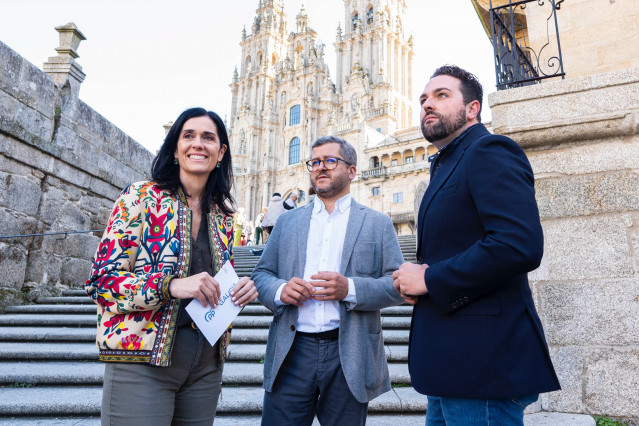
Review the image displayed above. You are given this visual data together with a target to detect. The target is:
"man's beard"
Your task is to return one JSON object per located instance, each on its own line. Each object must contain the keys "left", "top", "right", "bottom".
{"left": 421, "top": 108, "right": 466, "bottom": 143}
{"left": 311, "top": 172, "right": 350, "bottom": 199}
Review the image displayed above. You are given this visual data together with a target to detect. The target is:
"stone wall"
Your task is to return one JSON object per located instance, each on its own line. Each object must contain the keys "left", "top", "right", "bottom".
{"left": 0, "top": 31, "right": 154, "bottom": 311}
{"left": 489, "top": 68, "right": 639, "bottom": 420}
{"left": 527, "top": 0, "right": 639, "bottom": 78}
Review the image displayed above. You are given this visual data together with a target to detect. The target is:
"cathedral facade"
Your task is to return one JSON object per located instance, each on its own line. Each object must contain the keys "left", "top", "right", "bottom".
{"left": 228, "top": 0, "right": 434, "bottom": 234}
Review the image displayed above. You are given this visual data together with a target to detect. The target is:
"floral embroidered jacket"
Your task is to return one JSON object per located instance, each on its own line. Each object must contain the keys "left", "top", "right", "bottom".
{"left": 85, "top": 181, "right": 234, "bottom": 366}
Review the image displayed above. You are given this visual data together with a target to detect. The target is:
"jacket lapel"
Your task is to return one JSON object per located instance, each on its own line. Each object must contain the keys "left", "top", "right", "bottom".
{"left": 417, "top": 124, "right": 489, "bottom": 257}
{"left": 296, "top": 204, "right": 314, "bottom": 276}
{"left": 340, "top": 199, "right": 366, "bottom": 274}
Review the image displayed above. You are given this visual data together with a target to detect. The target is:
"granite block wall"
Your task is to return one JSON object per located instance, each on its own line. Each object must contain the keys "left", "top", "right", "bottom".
{"left": 0, "top": 39, "right": 154, "bottom": 310}
{"left": 490, "top": 68, "right": 639, "bottom": 420}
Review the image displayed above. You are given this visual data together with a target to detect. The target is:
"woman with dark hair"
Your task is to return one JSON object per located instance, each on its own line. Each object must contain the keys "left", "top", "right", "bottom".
{"left": 86, "top": 107, "right": 258, "bottom": 424}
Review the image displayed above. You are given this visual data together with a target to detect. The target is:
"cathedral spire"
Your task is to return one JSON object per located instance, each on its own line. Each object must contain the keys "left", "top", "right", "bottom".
{"left": 296, "top": 4, "right": 310, "bottom": 33}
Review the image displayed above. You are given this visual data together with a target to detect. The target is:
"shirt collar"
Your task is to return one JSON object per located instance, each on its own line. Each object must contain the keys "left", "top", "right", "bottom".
{"left": 437, "top": 123, "right": 480, "bottom": 153}
{"left": 313, "top": 193, "right": 352, "bottom": 215}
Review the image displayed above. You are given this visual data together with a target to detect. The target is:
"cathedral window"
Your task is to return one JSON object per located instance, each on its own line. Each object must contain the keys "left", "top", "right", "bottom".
{"left": 352, "top": 13, "right": 358, "bottom": 30}
{"left": 372, "top": 187, "right": 381, "bottom": 197}
{"left": 289, "top": 104, "right": 301, "bottom": 125}
{"left": 289, "top": 137, "right": 300, "bottom": 165}
{"left": 393, "top": 192, "right": 403, "bottom": 204}
{"left": 367, "top": 7, "right": 374, "bottom": 24}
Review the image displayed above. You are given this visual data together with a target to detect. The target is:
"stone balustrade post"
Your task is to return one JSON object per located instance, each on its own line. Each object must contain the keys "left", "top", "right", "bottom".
{"left": 42, "top": 22, "right": 86, "bottom": 98}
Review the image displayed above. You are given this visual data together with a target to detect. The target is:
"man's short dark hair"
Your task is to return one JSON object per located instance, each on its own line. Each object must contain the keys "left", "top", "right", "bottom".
{"left": 273, "top": 192, "right": 281, "bottom": 197}
{"left": 311, "top": 136, "right": 357, "bottom": 166}
{"left": 431, "top": 65, "right": 483, "bottom": 123}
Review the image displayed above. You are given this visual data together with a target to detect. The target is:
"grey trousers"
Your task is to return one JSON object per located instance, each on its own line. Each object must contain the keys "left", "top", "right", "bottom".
{"left": 261, "top": 334, "right": 368, "bottom": 426}
{"left": 101, "top": 326, "right": 222, "bottom": 426}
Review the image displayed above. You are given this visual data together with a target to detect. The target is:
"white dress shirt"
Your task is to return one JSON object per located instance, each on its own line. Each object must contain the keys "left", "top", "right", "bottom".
{"left": 274, "top": 194, "right": 356, "bottom": 332}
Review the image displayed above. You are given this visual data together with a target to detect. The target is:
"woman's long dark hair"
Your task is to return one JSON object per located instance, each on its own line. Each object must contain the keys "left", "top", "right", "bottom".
{"left": 151, "top": 107, "right": 235, "bottom": 215}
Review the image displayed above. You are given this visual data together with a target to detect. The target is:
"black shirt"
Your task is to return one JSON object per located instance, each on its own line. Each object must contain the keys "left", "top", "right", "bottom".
{"left": 177, "top": 215, "right": 215, "bottom": 328}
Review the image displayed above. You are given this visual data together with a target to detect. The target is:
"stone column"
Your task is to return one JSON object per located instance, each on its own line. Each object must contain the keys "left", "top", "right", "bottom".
{"left": 489, "top": 68, "right": 639, "bottom": 418}
{"left": 42, "top": 23, "right": 86, "bottom": 98}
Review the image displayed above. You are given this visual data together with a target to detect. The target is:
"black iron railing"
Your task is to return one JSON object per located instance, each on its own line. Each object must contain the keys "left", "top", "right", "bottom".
{"left": 0, "top": 229, "right": 102, "bottom": 240}
{"left": 490, "top": 0, "right": 565, "bottom": 90}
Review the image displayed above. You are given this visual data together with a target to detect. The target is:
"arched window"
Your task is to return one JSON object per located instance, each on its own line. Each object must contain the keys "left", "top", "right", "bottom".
{"left": 289, "top": 137, "right": 300, "bottom": 165}
{"left": 367, "top": 7, "right": 374, "bottom": 24}
{"left": 290, "top": 104, "right": 301, "bottom": 125}
{"left": 352, "top": 13, "right": 359, "bottom": 30}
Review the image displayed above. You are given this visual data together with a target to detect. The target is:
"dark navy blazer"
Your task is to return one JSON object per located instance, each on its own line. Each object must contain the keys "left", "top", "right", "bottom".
{"left": 410, "top": 123, "right": 561, "bottom": 398}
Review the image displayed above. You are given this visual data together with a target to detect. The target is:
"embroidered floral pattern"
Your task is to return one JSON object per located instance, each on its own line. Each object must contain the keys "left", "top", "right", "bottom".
{"left": 85, "top": 181, "right": 234, "bottom": 366}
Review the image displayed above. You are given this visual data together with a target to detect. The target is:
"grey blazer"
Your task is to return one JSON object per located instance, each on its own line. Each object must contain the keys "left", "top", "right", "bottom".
{"left": 252, "top": 198, "right": 405, "bottom": 403}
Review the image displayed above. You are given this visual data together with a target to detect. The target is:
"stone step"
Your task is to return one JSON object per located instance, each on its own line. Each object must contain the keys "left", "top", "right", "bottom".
{"left": 5, "top": 302, "right": 413, "bottom": 317}
{"left": 0, "top": 386, "right": 103, "bottom": 416}
{"left": 0, "top": 327, "right": 96, "bottom": 342}
{"left": 239, "top": 341, "right": 407, "bottom": 362}
{"left": 5, "top": 304, "right": 97, "bottom": 314}
{"left": 0, "top": 385, "right": 426, "bottom": 416}
{"left": 0, "top": 342, "right": 99, "bottom": 360}
{"left": 0, "top": 361, "right": 411, "bottom": 386}
{"left": 0, "top": 341, "right": 409, "bottom": 362}
{"left": 0, "top": 326, "right": 410, "bottom": 344}
{"left": 0, "top": 314, "right": 97, "bottom": 326}
{"left": 0, "top": 413, "right": 597, "bottom": 426}
{"left": 61, "top": 290, "right": 87, "bottom": 297}
{"left": 35, "top": 297, "right": 92, "bottom": 305}
{"left": 0, "top": 313, "right": 410, "bottom": 329}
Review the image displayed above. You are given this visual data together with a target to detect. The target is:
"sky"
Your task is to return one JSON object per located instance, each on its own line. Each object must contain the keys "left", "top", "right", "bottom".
{"left": 0, "top": 0, "right": 496, "bottom": 153}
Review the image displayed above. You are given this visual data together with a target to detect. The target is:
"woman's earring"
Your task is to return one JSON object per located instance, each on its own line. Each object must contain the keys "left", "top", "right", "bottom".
{"left": 174, "top": 158, "right": 178, "bottom": 165}
{"left": 216, "top": 162, "right": 221, "bottom": 169}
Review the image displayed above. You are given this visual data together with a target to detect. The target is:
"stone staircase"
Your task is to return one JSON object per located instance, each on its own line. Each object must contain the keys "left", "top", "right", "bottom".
{"left": 0, "top": 235, "right": 426, "bottom": 425}
{"left": 0, "top": 234, "right": 595, "bottom": 425}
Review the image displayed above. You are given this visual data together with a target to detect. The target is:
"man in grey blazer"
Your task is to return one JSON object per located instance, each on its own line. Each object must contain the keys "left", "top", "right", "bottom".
{"left": 252, "top": 136, "right": 405, "bottom": 426}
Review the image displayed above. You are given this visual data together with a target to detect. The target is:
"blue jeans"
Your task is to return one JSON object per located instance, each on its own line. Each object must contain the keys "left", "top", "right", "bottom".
{"left": 426, "top": 394, "right": 538, "bottom": 426}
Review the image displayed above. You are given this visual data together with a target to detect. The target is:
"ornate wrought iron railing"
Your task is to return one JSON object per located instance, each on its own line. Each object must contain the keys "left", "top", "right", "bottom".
{"left": 490, "top": 0, "right": 565, "bottom": 90}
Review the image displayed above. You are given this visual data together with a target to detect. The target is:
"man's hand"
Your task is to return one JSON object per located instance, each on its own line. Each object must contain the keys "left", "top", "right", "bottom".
{"left": 280, "top": 277, "right": 314, "bottom": 307}
{"left": 310, "top": 271, "right": 349, "bottom": 301}
{"left": 170, "top": 272, "right": 221, "bottom": 307}
{"left": 392, "top": 263, "right": 429, "bottom": 305}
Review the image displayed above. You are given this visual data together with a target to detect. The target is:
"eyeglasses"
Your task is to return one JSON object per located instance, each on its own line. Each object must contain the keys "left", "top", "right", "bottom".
{"left": 305, "top": 157, "right": 352, "bottom": 172}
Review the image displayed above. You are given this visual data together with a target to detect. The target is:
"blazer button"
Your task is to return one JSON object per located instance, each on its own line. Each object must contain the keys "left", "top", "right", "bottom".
{"left": 290, "top": 325, "right": 296, "bottom": 332}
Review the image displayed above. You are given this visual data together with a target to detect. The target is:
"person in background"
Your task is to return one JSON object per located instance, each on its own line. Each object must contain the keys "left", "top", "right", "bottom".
{"left": 86, "top": 107, "right": 258, "bottom": 425}
{"left": 393, "top": 65, "right": 560, "bottom": 425}
{"left": 244, "top": 221, "right": 253, "bottom": 245}
{"left": 233, "top": 207, "right": 245, "bottom": 247}
{"left": 261, "top": 193, "right": 285, "bottom": 241}
{"left": 254, "top": 210, "right": 265, "bottom": 245}
{"left": 306, "top": 187, "right": 316, "bottom": 205}
{"left": 283, "top": 193, "right": 298, "bottom": 210}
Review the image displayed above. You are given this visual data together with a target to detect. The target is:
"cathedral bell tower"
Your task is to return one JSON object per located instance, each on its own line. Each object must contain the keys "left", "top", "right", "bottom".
{"left": 334, "top": 0, "right": 414, "bottom": 135}
{"left": 229, "top": 0, "right": 288, "bottom": 216}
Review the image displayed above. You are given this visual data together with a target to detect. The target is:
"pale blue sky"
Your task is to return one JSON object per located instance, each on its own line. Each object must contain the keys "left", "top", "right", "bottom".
{"left": 0, "top": 0, "right": 495, "bottom": 152}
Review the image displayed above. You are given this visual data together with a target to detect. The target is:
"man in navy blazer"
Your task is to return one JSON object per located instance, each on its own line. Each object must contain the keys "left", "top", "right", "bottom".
{"left": 393, "top": 65, "right": 560, "bottom": 424}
